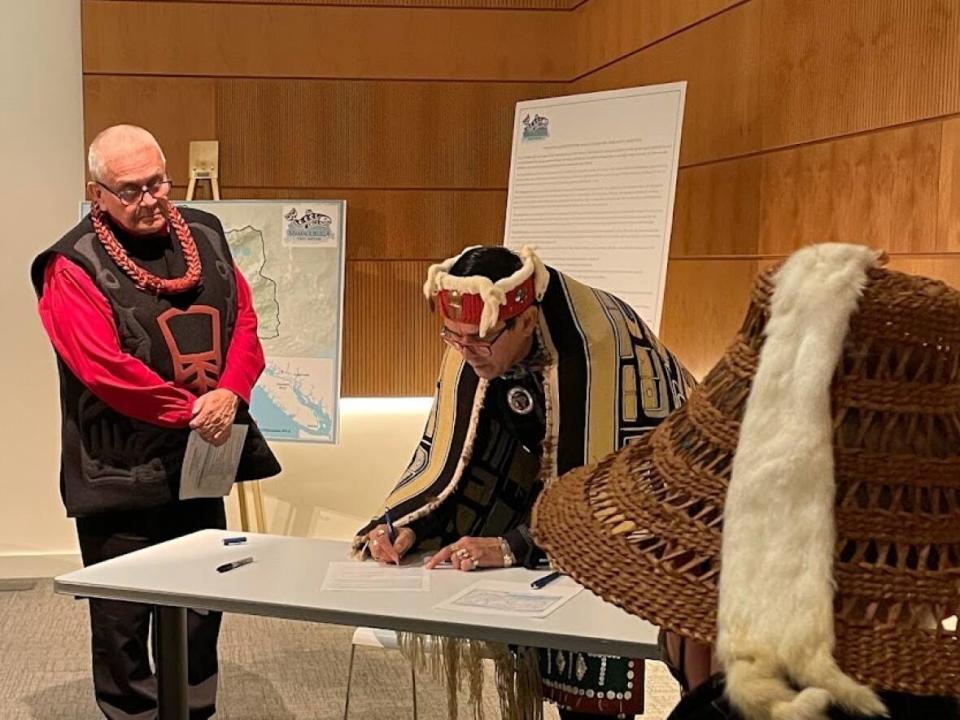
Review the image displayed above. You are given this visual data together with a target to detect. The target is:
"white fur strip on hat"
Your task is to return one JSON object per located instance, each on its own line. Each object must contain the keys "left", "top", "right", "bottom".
{"left": 717, "top": 243, "right": 887, "bottom": 720}
{"left": 422, "top": 245, "right": 550, "bottom": 337}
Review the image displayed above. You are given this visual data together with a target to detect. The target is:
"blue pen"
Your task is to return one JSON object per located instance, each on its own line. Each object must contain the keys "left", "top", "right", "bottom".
{"left": 384, "top": 506, "right": 397, "bottom": 545}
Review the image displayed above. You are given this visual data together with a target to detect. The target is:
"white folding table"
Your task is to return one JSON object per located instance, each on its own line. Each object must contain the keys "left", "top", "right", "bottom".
{"left": 55, "top": 529, "right": 660, "bottom": 720}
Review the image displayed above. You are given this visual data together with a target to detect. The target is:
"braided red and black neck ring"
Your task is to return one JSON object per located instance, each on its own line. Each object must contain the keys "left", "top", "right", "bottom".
{"left": 91, "top": 200, "right": 202, "bottom": 295}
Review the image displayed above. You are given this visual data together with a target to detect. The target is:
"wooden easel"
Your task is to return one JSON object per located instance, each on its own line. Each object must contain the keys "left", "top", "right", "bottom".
{"left": 235, "top": 481, "right": 267, "bottom": 534}
{"left": 185, "top": 140, "right": 265, "bottom": 533}
{"left": 185, "top": 141, "right": 221, "bottom": 201}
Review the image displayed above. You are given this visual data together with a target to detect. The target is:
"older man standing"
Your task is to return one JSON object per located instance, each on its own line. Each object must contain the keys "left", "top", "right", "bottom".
{"left": 30, "top": 125, "right": 280, "bottom": 720}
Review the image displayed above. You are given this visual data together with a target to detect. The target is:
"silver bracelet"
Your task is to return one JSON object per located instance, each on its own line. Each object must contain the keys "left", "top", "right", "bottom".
{"left": 498, "top": 537, "right": 516, "bottom": 568}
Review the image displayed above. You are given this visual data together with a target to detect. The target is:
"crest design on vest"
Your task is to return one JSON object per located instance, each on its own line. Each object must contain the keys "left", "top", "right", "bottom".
{"left": 157, "top": 306, "right": 223, "bottom": 395}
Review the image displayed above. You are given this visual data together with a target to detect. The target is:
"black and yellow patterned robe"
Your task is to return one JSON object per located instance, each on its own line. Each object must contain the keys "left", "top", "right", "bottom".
{"left": 356, "top": 266, "right": 693, "bottom": 716}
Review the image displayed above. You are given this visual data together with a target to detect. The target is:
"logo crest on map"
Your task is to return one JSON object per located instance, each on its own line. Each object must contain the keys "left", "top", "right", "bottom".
{"left": 521, "top": 113, "right": 550, "bottom": 142}
{"left": 283, "top": 207, "right": 335, "bottom": 246}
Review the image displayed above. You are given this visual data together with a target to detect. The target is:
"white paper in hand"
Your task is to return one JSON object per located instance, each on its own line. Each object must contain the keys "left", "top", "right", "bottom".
{"left": 179, "top": 425, "right": 249, "bottom": 500}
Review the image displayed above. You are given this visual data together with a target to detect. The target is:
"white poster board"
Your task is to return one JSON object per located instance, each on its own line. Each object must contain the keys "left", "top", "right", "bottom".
{"left": 503, "top": 83, "right": 686, "bottom": 332}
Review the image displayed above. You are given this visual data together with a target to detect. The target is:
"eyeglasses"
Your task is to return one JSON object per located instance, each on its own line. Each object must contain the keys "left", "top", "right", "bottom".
{"left": 440, "top": 324, "right": 510, "bottom": 357}
{"left": 97, "top": 177, "right": 172, "bottom": 206}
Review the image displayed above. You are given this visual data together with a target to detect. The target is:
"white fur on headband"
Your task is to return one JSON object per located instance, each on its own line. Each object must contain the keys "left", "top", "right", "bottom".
{"left": 422, "top": 245, "right": 550, "bottom": 337}
{"left": 718, "top": 243, "right": 887, "bottom": 720}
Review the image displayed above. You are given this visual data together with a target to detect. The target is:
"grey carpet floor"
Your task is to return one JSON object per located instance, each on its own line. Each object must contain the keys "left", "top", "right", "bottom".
{"left": 0, "top": 581, "right": 679, "bottom": 719}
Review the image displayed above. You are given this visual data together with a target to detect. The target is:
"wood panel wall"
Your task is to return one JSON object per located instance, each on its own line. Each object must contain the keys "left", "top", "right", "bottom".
{"left": 82, "top": 0, "right": 960, "bottom": 392}
{"left": 573, "top": 0, "right": 960, "bottom": 379}
{"left": 81, "top": 0, "right": 571, "bottom": 394}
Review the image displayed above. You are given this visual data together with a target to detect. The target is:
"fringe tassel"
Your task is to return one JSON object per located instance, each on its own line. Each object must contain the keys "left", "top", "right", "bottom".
{"left": 398, "top": 632, "right": 543, "bottom": 720}
{"left": 536, "top": 324, "right": 561, "bottom": 489}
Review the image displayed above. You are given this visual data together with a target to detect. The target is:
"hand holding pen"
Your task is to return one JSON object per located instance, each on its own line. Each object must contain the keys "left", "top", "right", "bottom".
{"left": 365, "top": 507, "right": 415, "bottom": 565}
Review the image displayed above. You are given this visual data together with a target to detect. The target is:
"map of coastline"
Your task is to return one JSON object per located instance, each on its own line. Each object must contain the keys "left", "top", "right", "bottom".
{"left": 226, "top": 225, "right": 280, "bottom": 340}
{"left": 196, "top": 202, "right": 344, "bottom": 443}
{"left": 251, "top": 360, "right": 334, "bottom": 440}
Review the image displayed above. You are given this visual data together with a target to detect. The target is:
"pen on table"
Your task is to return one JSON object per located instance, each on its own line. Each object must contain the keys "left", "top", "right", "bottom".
{"left": 217, "top": 557, "right": 254, "bottom": 573}
{"left": 222, "top": 536, "right": 247, "bottom": 546}
{"left": 530, "top": 570, "right": 562, "bottom": 590}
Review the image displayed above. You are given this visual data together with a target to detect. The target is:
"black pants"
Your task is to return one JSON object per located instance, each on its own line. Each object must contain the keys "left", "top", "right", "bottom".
{"left": 559, "top": 713, "right": 635, "bottom": 719}
{"left": 76, "top": 498, "right": 226, "bottom": 720}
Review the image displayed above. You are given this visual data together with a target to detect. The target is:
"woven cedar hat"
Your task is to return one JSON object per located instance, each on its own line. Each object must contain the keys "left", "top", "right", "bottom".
{"left": 532, "top": 244, "right": 960, "bottom": 720}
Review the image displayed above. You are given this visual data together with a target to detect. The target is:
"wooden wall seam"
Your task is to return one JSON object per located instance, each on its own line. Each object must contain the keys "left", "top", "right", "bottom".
{"left": 570, "top": 0, "right": 754, "bottom": 84}
{"left": 83, "top": 72, "right": 570, "bottom": 84}
{"left": 934, "top": 119, "right": 945, "bottom": 251}
{"left": 679, "top": 111, "right": 960, "bottom": 171}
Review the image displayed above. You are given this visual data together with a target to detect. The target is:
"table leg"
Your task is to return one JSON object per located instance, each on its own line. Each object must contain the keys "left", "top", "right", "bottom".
{"left": 155, "top": 605, "right": 189, "bottom": 720}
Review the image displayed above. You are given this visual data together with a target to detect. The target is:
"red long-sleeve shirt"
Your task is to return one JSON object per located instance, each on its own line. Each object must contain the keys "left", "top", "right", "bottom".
{"left": 38, "top": 254, "right": 264, "bottom": 429}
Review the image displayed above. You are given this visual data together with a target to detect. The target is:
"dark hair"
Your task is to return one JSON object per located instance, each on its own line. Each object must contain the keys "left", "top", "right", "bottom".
{"left": 448, "top": 246, "right": 522, "bottom": 282}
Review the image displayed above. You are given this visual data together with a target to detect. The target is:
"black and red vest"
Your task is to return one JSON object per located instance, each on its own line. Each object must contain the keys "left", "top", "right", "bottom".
{"left": 31, "top": 207, "right": 281, "bottom": 517}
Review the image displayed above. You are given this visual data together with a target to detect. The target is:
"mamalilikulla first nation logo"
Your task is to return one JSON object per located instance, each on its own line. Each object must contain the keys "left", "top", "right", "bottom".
{"left": 284, "top": 208, "right": 333, "bottom": 239}
{"left": 522, "top": 113, "right": 549, "bottom": 141}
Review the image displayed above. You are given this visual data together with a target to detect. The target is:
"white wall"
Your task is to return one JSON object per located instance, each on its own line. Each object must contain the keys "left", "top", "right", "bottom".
{"left": 0, "top": 1, "right": 87, "bottom": 578}
{"left": 236, "top": 398, "right": 432, "bottom": 541}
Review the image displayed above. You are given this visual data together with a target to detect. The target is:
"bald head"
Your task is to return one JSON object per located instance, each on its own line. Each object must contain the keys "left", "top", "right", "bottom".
{"left": 87, "top": 125, "right": 166, "bottom": 184}
{"left": 87, "top": 125, "right": 170, "bottom": 235}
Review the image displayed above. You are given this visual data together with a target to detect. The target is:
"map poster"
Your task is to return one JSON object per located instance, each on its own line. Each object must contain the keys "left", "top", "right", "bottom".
{"left": 80, "top": 199, "right": 347, "bottom": 444}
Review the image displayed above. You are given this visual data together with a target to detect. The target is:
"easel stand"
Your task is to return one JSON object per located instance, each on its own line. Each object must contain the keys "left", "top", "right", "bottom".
{"left": 234, "top": 482, "right": 267, "bottom": 533}
{"left": 185, "top": 140, "right": 265, "bottom": 533}
{"left": 185, "top": 141, "right": 221, "bottom": 201}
